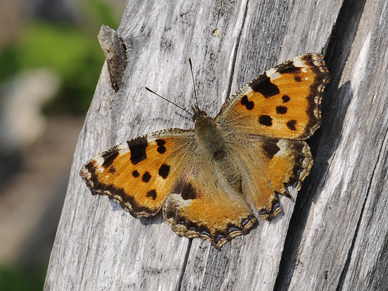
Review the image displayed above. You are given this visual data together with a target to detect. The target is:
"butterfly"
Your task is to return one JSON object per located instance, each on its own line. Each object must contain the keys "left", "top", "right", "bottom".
{"left": 80, "top": 53, "right": 330, "bottom": 249}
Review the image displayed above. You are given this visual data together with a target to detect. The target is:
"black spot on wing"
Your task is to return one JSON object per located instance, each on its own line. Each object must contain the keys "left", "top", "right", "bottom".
{"left": 276, "top": 106, "right": 287, "bottom": 114}
{"left": 241, "top": 95, "right": 254, "bottom": 110}
{"left": 181, "top": 183, "right": 197, "bottom": 200}
{"left": 132, "top": 170, "right": 140, "bottom": 178}
{"left": 282, "top": 95, "right": 291, "bottom": 103}
{"left": 156, "top": 139, "right": 167, "bottom": 154}
{"left": 250, "top": 73, "right": 280, "bottom": 98}
{"left": 102, "top": 151, "right": 119, "bottom": 168}
{"left": 276, "top": 63, "right": 302, "bottom": 75}
{"left": 262, "top": 142, "right": 280, "bottom": 160}
{"left": 294, "top": 75, "right": 302, "bottom": 82}
{"left": 287, "top": 120, "right": 297, "bottom": 131}
{"left": 146, "top": 189, "right": 157, "bottom": 200}
{"left": 259, "top": 115, "right": 273, "bottom": 126}
{"left": 302, "top": 54, "right": 314, "bottom": 63}
{"left": 142, "top": 171, "right": 151, "bottom": 183}
{"left": 128, "top": 137, "right": 148, "bottom": 165}
{"left": 158, "top": 164, "right": 170, "bottom": 179}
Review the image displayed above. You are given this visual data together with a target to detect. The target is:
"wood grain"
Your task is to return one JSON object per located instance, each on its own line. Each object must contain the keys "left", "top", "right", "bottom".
{"left": 45, "top": 0, "right": 388, "bottom": 290}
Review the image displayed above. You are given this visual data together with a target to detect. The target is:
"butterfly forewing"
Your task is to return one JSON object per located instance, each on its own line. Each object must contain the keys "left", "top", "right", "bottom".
{"left": 217, "top": 53, "right": 329, "bottom": 140}
{"left": 80, "top": 129, "right": 195, "bottom": 217}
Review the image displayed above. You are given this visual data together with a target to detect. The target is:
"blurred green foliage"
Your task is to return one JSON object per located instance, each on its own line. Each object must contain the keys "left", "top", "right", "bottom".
{"left": 0, "top": 0, "right": 121, "bottom": 115}
{"left": 0, "top": 266, "right": 46, "bottom": 291}
{"left": 0, "top": 1, "right": 123, "bottom": 290}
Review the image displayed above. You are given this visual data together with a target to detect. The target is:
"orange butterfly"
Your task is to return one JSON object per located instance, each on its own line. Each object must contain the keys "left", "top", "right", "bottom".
{"left": 80, "top": 53, "right": 329, "bottom": 249}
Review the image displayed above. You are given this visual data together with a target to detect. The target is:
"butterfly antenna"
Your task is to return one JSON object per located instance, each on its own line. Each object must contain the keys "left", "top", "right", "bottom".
{"left": 189, "top": 58, "right": 199, "bottom": 108}
{"left": 144, "top": 87, "right": 192, "bottom": 116}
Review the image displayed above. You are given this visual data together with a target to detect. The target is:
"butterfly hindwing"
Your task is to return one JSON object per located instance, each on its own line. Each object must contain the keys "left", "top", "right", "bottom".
{"left": 80, "top": 129, "right": 195, "bottom": 217}
{"left": 235, "top": 137, "right": 313, "bottom": 220}
{"left": 162, "top": 163, "right": 257, "bottom": 249}
{"left": 217, "top": 53, "right": 330, "bottom": 140}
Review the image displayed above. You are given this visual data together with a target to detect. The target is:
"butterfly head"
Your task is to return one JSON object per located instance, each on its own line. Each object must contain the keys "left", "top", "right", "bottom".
{"left": 192, "top": 105, "right": 208, "bottom": 123}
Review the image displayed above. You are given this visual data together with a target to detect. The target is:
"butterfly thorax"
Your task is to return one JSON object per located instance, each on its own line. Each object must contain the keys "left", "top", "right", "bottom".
{"left": 194, "top": 108, "right": 242, "bottom": 192}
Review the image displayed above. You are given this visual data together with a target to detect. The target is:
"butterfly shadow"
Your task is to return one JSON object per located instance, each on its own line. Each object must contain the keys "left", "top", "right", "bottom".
{"left": 139, "top": 213, "right": 164, "bottom": 226}
{"left": 108, "top": 199, "right": 164, "bottom": 225}
{"left": 275, "top": 79, "right": 354, "bottom": 286}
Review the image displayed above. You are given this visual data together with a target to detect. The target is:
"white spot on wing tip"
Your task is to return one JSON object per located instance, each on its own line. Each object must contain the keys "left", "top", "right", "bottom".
{"left": 292, "top": 57, "right": 305, "bottom": 67}
{"left": 95, "top": 155, "right": 105, "bottom": 165}
{"left": 270, "top": 72, "right": 282, "bottom": 80}
{"left": 94, "top": 156, "right": 106, "bottom": 173}
{"left": 119, "top": 147, "right": 128, "bottom": 154}
{"left": 266, "top": 68, "right": 277, "bottom": 76}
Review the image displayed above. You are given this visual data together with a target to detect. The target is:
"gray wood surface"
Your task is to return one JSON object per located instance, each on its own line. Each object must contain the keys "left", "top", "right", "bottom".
{"left": 45, "top": 0, "right": 388, "bottom": 290}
